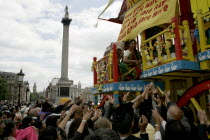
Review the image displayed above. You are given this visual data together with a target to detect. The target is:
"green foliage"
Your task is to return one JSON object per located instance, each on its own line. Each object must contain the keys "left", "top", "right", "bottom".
{"left": 30, "top": 92, "right": 45, "bottom": 102}
{"left": 0, "top": 78, "right": 8, "bottom": 100}
{"left": 30, "top": 92, "right": 39, "bottom": 102}
{"left": 39, "top": 96, "right": 45, "bottom": 100}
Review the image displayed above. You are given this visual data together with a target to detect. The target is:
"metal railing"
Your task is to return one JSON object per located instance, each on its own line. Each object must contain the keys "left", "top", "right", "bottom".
{"left": 197, "top": 9, "right": 210, "bottom": 51}
{"left": 141, "top": 19, "right": 194, "bottom": 71}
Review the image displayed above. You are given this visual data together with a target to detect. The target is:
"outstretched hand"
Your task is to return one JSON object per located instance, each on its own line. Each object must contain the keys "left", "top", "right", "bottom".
{"left": 198, "top": 110, "right": 208, "bottom": 124}
{"left": 139, "top": 115, "right": 148, "bottom": 133}
{"left": 74, "top": 97, "right": 82, "bottom": 105}
{"left": 144, "top": 84, "right": 150, "bottom": 92}
{"left": 123, "top": 92, "right": 130, "bottom": 102}
{"left": 91, "top": 109, "right": 99, "bottom": 121}
{"left": 152, "top": 94, "right": 161, "bottom": 107}
{"left": 69, "top": 104, "right": 78, "bottom": 114}
{"left": 149, "top": 82, "right": 155, "bottom": 90}
{"left": 83, "top": 111, "right": 93, "bottom": 121}
{"left": 108, "top": 95, "right": 115, "bottom": 104}
{"left": 164, "top": 90, "right": 170, "bottom": 103}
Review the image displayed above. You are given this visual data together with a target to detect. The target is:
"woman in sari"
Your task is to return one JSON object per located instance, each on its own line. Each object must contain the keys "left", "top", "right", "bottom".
{"left": 119, "top": 39, "right": 142, "bottom": 81}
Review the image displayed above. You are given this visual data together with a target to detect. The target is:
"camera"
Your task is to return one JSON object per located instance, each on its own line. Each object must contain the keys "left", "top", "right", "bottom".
{"left": 154, "top": 93, "right": 159, "bottom": 99}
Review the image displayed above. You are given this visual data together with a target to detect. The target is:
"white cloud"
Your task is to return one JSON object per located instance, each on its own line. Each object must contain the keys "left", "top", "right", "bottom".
{"left": 0, "top": 0, "right": 122, "bottom": 91}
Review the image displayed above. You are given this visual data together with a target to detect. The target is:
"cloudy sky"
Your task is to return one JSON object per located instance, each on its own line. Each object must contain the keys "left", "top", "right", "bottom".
{"left": 0, "top": 0, "right": 122, "bottom": 91}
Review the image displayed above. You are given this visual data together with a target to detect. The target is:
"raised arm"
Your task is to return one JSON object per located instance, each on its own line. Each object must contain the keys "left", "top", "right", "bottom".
{"left": 138, "top": 115, "right": 149, "bottom": 140}
{"left": 197, "top": 110, "right": 209, "bottom": 140}
{"left": 58, "top": 104, "right": 77, "bottom": 129}
{"left": 104, "top": 95, "right": 114, "bottom": 119}
{"left": 152, "top": 109, "right": 163, "bottom": 140}
{"left": 77, "top": 111, "right": 92, "bottom": 133}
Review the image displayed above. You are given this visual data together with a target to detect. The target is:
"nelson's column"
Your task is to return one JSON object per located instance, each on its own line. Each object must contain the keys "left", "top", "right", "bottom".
{"left": 57, "top": 6, "right": 73, "bottom": 102}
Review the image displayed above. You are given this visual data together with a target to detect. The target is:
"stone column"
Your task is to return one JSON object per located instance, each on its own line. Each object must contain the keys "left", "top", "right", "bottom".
{"left": 56, "top": 6, "right": 73, "bottom": 104}
{"left": 61, "top": 7, "right": 72, "bottom": 80}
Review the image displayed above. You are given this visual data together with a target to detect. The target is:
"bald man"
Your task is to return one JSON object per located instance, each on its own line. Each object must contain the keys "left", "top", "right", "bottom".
{"left": 153, "top": 90, "right": 190, "bottom": 133}
{"left": 169, "top": 106, "right": 191, "bottom": 132}
{"left": 28, "top": 109, "right": 39, "bottom": 117}
{"left": 167, "top": 105, "right": 184, "bottom": 120}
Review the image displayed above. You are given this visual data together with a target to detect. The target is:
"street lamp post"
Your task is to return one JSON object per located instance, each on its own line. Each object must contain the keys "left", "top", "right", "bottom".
{"left": 17, "top": 69, "right": 25, "bottom": 106}
{"left": 25, "top": 81, "right": 29, "bottom": 103}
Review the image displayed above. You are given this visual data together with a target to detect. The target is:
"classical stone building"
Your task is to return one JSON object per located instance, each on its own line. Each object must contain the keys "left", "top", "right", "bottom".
{"left": 0, "top": 71, "right": 30, "bottom": 103}
{"left": 80, "top": 87, "right": 94, "bottom": 102}
{"left": 47, "top": 78, "right": 82, "bottom": 103}
{"left": 47, "top": 78, "right": 59, "bottom": 102}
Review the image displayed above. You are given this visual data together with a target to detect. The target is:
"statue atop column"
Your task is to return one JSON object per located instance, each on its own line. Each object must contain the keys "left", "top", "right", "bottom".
{"left": 64, "top": 5, "right": 69, "bottom": 18}
{"left": 62, "top": 5, "right": 72, "bottom": 25}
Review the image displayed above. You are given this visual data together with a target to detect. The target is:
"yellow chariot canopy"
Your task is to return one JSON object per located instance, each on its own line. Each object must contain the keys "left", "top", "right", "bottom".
{"left": 190, "top": 0, "right": 210, "bottom": 18}
{"left": 58, "top": 98, "right": 71, "bottom": 104}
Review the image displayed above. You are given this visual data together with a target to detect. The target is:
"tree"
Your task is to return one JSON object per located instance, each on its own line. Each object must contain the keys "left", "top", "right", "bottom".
{"left": 39, "top": 96, "right": 45, "bottom": 100}
{"left": 30, "top": 92, "right": 39, "bottom": 102}
{"left": 0, "top": 78, "right": 8, "bottom": 100}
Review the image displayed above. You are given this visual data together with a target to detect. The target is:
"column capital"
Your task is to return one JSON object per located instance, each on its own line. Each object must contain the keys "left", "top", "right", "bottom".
{"left": 61, "top": 18, "right": 72, "bottom": 26}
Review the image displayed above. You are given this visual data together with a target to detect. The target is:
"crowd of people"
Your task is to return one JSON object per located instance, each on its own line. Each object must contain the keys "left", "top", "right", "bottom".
{"left": 0, "top": 82, "right": 209, "bottom": 140}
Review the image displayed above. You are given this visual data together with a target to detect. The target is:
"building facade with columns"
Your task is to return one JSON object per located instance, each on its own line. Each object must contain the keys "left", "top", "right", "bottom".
{"left": 47, "top": 78, "right": 82, "bottom": 103}
{"left": 0, "top": 71, "right": 30, "bottom": 103}
{"left": 80, "top": 87, "right": 94, "bottom": 102}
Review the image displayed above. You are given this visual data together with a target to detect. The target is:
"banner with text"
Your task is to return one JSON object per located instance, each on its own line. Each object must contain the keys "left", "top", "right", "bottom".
{"left": 118, "top": 0, "right": 177, "bottom": 41}
{"left": 127, "top": 0, "right": 140, "bottom": 10}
